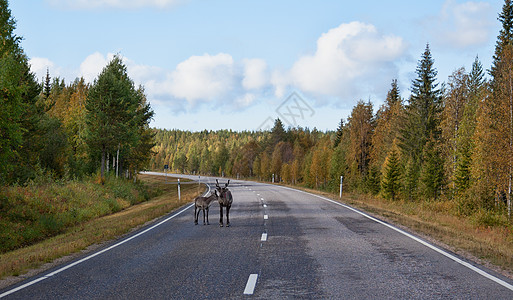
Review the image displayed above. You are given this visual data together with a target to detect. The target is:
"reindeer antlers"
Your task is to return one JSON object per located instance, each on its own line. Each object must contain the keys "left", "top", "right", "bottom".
{"left": 216, "top": 179, "right": 230, "bottom": 188}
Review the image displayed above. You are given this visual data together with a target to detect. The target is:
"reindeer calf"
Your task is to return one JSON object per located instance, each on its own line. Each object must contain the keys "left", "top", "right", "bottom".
{"left": 194, "top": 191, "right": 218, "bottom": 225}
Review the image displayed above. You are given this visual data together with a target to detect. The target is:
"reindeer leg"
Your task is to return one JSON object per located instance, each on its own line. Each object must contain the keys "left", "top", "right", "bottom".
{"left": 226, "top": 205, "right": 230, "bottom": 227}
{"left": 194, "top": 206, "right": 198, "bottom": 225}
{"left": 219, "top": 205, "right": 224, "bottom": 227}
{"left": 206, "top": 207, "right": 210, "bottom": 225}
{"left": 202, "top": 208, "right": 206, "bottom": 225}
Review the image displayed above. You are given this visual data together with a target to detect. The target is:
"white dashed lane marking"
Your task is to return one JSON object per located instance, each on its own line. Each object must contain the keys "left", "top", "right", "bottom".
{"left": 243, "top": 274, "right": 258, "bottom": 295}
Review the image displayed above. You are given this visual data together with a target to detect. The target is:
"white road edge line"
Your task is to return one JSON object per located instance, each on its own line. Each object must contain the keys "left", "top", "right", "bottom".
{"left": 261, "top": 233, "right": 268, "bottom": 242}
{"left": 0, "top": 185, "right": 210, "bottom": 299}
{"left": 276, "top": 185, "right": 513, "bottom": 292}
{"left": 243, "top": 274, "right": 258, "bottom": 295}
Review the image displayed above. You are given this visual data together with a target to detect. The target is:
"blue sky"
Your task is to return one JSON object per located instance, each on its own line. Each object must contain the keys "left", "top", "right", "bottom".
{"left": 11, "top": 0, "right": 502, "bottom": 131}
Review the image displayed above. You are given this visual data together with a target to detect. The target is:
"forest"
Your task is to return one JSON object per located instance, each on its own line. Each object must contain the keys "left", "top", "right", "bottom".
{"left": 2, "top": 0, "right": 513, "bottom": 225}
{"left": 150, "top": 2, "right": 513, "bottom": 222}
{"left": 0, "top": 0, "right": 155, "bottom": 186}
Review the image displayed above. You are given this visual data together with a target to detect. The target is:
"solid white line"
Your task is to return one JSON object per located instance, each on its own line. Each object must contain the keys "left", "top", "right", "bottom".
{"left": 0, "top": 184, "right": 207, "bottom": 299}
{"left": 243, "top": 274, "right": 258, "bottom": 295}
{"left": 275, "top": 185, "right": 513, "bottom": 292}
{"left": 261, "top": 233, "right": 268, "bottom": 241}
{"left": 263, "top": 215, "right": 268, "bottom": 220}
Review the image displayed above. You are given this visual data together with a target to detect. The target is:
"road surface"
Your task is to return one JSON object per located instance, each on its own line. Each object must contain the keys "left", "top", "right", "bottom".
{"left": 1, "top": 173, "right": 513, "bottom": 299}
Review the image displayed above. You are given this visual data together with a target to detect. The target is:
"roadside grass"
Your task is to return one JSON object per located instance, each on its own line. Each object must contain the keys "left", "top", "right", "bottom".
{"left": 0, "top": 174, "right": 204, "bottom": 282}
{"left": 0, "top": 176, "right": 156, "bottom": 254}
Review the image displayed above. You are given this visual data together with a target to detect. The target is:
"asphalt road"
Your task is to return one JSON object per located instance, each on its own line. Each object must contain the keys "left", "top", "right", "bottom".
{"left": 1, "top": 173, "right": 513, "bottom": 299}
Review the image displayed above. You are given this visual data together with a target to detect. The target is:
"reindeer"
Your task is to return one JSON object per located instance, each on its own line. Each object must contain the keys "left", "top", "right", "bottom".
{"left": 194, "top": 190, "right": 219, "bottom": 225}
{"left": 216, "top": 179, "right": 233, "bottom": 227}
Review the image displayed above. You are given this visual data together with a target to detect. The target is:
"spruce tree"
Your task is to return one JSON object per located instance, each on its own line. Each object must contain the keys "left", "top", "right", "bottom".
{"left": 43, "top": 68, "right": 51, "bottom": 100}
{"left": 420, "top": 136, "right": 445, "bottom": 199}
{"left": 386, "top": 79, "right": 401, "bottom": 106}
{"left": 491, "top": 0, "right": 513, "bottom": 81}
{"left": 0, "top": 0, "right": 42, "bottom": 183}
{"left": 381, "top": 146, "right": 401, "bottom": 201}
{"left": 333, "top": 118, "right": 345, "bottom": 148}
{"left": 270, "top": 118, "right": 286, "bottom": 147}
{"left": 400, "top": 44, "right": 442, "bottom": 199}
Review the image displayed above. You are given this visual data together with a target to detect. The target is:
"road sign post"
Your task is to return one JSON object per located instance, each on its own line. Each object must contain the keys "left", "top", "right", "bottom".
{"left": 340, "top": 176, "right": 343, "bottom": 198}
{"left": 178, "top": 178, "right": 181, "bottom": 202}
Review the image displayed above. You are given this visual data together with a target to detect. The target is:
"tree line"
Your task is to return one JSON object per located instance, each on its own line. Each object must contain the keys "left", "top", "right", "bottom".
{"left": 151, "top": 1, "right": 513, "bottom": 219}
{"left": 0, "top": 0, "right": 154, "bottom": 185}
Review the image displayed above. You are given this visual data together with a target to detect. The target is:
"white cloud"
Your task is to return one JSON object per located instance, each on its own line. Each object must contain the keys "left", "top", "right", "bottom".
{"left": 431, "top": 0, "right": 494, "bottom": 48}
{"left": 279, "top": 21, "right": 406, "bottom": 103}
{"left": 79, "top": 52, "right": 113, "bottom": 82}
{"left": 270, "top": 69, "right": 291, "bottom": 99}
{"left": 167, "top": 53, "right": 235, "bottom": 106}
{"left": 235, "top": 93, "right": 257, "bottom": 108}
{"left": 36, "top": 20, "right": 408, "bottom": 115}
{"left": 29, "top": 57, "right": 55, "bottom": 81}
{"left": 68, "top": 52, "right": 244, "bottom": 111}
{"left": 242, "top": 58, "right": 268, "bottom": 90}
{"left": 47, "top": 0, "right": 184, "bottom": 9}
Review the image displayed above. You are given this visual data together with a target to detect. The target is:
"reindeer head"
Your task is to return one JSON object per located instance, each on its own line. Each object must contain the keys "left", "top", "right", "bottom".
{"left": 215, "top": 179, "right": 230, "bottom": 196}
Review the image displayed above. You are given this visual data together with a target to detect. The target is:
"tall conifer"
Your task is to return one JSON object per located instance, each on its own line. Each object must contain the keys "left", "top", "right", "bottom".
{"left": 491, "top": 0, "right": 513, "bottom": 82}
{"left": 381, "top": 145, "right": 401, "bottom": 201}
{"left": 400, "top": 44, "right": 442, "bottom": 199}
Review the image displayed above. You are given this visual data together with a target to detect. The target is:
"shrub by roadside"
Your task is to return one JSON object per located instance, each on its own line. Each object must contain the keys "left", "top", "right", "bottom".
{"left": 0, "top": 175, "right": 157, "bottom": 254}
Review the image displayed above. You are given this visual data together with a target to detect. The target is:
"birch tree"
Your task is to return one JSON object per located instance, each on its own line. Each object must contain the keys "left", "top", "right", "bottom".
{"left": 85, "top": 55, "right": 141, "bottom": 182}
